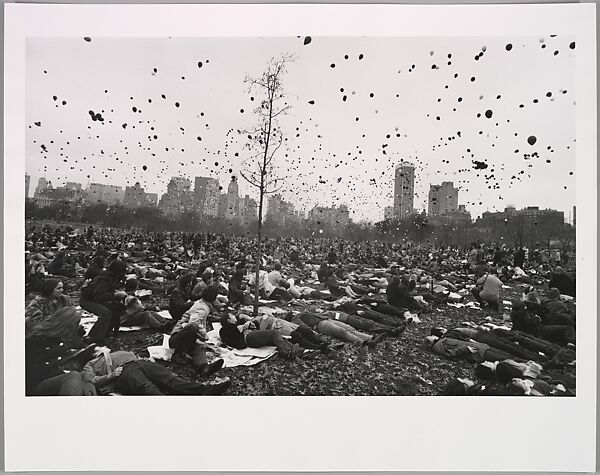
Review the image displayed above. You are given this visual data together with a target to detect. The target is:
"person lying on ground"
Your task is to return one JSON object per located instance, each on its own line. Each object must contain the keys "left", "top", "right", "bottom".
{"left": 26, "top": 307, "right": 96, "bottom": 396}
{"left": 168, "top": 285, "right": 225, "bottom": 376}
{"left": 284, "top": 311, "right": 382, "bottom": 348}
{"left": 119, "top": 277, "right": 173, "bottom": 331}
{"left": 248, "top": 313, "right": 330, "bottom": 353}
{"left": 423, "top": 334, "right": 515, "bottom": 363}
{"left": 219, "top": 314, "right": 306, "bottom": 360}
{"left": 336, "top": 301, "right": 405, "bottom": 327}
{"left": 319, "top": 309, "right": 405, "bottom": 336}
{"left": 471, "top": 268, "right": 503, "bottom": 311}
{"left": 286, "top": 278, "right": 333, "bottom": 301}
{"left": 430, "top": 326, "right": 544, "bottom": 362}
{"left": 25, "top": 279, "right": 71, "bottom": 331}
{"left": 82, "top": 348, "right": 230, "bottom": 395}
{"left": 79, "top": 260, "right": 128, "bottom": 346}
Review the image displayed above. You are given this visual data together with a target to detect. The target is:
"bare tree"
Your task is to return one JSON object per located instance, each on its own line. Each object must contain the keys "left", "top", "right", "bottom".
{"left": 239, "top": 54, "right": 294, "bottom": 315}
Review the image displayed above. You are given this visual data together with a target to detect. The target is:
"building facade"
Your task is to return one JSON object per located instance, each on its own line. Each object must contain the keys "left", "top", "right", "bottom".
{"left": 428, "top": 181, "right": 459, "bottom": 216}
{"left": 85, "top": 183, "right": 124, "bottom": 205}
{"left": 194, "top": 176, "right": 220, "bottom": 217}
{"left": 393, "top": 161, "right": 415, "bottom": 219}
{"left": 158, "top": 177, "right": 194, "bottom": 215}
{"left": 308, "top": 204, "right": 350, "bottom": 228}
{"left": 123, "top": 182, "right": 155, "bottom": 208}
{"left": 25, "top": 174, "right": 30, "bottom": 199}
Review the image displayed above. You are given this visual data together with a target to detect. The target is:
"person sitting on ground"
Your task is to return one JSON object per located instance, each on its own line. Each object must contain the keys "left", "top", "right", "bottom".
{"left": 471, "top": 268, "right": 503, "bottom": 311}
{"left": 511, "top": 299, "right": 575, "bottom": 346}
{"left": 219, "top": 314, "right": 305, "bottom": 360}
{"left": 317, "top": 262, "right": 329, "bottom": 284}
{"left": 387, "top": 276, "right": 428, "bottom": 312}
{"left": 79, "top": 260, "right": 128, "bottom": 346}
{"left": 26, "top": 307, "right": 96, "bottom": 396}
{"left": 267, "top": 261, "right": 284, "bottom": 287}
{"left": 47, "top": 250, "right": 75, "bottom": 277}
{"left": 168, "top": 285, "right": 224, "bottom": 377}
{"left": 25, "top": 279, "right": 71, "bottom": 331}
{"left": 169, "top": 274, "right": 196, "bottom": 322}
{"left": 191, "top": 271, "right": 212, "bottom": 300}
{"left": 248, "top": 267, "right": 293, "bottom": 302}
{"left": 82, "top": 348, "right": 230, "bottom": 395}
{"left": 541, "top": 288, "right": 575, "bottom": 324}
{"left": 228, "top": 269, "right": 253, "bottom": 306}
{"left": 119, "top": 277, "right": 172, "bottom": 331}
{"left": 84, "top": 255, "right": 105, "bottom": 281}
{"left": 326, "top": 269, "right": 359, "bottom": 298}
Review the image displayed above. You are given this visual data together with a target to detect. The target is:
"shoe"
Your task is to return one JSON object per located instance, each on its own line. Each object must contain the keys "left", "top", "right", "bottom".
{"left": 371, "top": 332, "right": 388, "bottom": 345}
{"left": 199, "top": 378, "right": 231, "bottom": 395}
{"left": 196, "top": 359, "right": 224, "bottom": 377}
{"left": 301, "top": 349, "right": 320, "bottom": 360}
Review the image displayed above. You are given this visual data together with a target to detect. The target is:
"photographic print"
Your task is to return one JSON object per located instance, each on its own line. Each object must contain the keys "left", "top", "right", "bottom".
{"left": 24, "top": 33, "right": 578, "bottom": 397}
{"left": 5, "top": 3, "right": 597, "bottom": 472}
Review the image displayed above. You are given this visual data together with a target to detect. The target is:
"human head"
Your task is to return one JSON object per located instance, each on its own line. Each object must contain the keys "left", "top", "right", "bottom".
{"left": 107, "top": 260, "right": 127, "bottom": 277}
{"left": 423, "top": 335, "right": 438, "bottom": 348}
{"left": 125, "top": 277, "right": 139, "bottom": 292}
{"left": 278, "top": 279, "right": 290, "bottom": 289}
{"left": 178, "top": 273, "right": 196, "bottom": 291}
{"left": 39, "top": 279, "right": 62, "bottom": 298}
{"left": 547, "top": 287, "right": 561, "bottom": 300}
{"left": 201, "top": 271, "right": 213, "bottom": 284}
{"left": 273, "top": 262, "right": 282, "bottom": 271}
{"left": 202, "top": 285, "right": 219, "bottom": 303}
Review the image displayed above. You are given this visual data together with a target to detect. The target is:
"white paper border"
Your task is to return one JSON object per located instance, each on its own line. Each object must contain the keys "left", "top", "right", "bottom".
{"left": 4, "top": 3, "right": 597, "bottom": 471}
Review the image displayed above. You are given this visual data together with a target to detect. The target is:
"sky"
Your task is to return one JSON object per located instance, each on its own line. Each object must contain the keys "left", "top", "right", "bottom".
{"left": 26, "top": 35, "right": 576, "bottom": 222}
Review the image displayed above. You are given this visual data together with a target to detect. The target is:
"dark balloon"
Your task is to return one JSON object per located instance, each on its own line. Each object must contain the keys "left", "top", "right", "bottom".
{"left": 527, "top": 135, "right": 537, "bottom": 146}
{"left": 303, "top": 36, "right": 312, "bottom": 45}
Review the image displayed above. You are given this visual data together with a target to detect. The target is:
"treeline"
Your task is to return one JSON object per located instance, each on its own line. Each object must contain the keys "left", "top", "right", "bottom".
{"left": 25, "top": 200, "right": 573, "bottom": 248}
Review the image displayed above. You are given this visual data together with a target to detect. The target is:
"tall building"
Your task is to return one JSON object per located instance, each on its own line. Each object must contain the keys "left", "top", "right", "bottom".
{"left": 239, "top": 194, "right": 258, "bottom": 225}
{"left": 384, "top": 206, "right": 395, "bottom": 221}
{"left": 428, "top": 181, "right": 459, "bottom": 216}
{"left": 266, "top": 194, "right": 300, "bottom": 225}
{"left": 25, "top": 174, "right": 30, "bottom": 198}
{"left": 158, "top": 177, "right": 194, "bottom": 215}
{"left": 393, "top": 161, "right": 415, "bottom": 219}
{"left": 225, "top": 177, "right": 240, "bottom": 220}
{"left": 194, "top": 176, "right": 220, "bottom": 217}
{"left": 217, "top": 193, "right": 228, "bottom": 218}
{"left": 85, "top": 183, "right": 124, "bottom": 205}
{"left": 34, "top": 177, "right": 50, "bottom": 198}
{"left": 123, "top": 182, "right": 154, "bottom": 208}
{"left": 573, "top": 205, "right": 576, "bottom": 227}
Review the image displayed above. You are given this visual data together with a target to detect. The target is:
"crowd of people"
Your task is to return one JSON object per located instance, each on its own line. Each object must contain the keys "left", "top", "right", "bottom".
{"left": 24, "top": 221, "right": 576, "bottom": 396}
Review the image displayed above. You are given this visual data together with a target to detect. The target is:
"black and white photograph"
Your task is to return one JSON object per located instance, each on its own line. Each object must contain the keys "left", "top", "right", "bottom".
{"left": 4, "top": 3, "right": 597, "bottom": 472}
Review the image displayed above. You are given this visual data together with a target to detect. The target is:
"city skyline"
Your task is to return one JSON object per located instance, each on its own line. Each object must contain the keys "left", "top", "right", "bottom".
{"left": 26, "top": 36, "right": 576, "bottom": 221}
